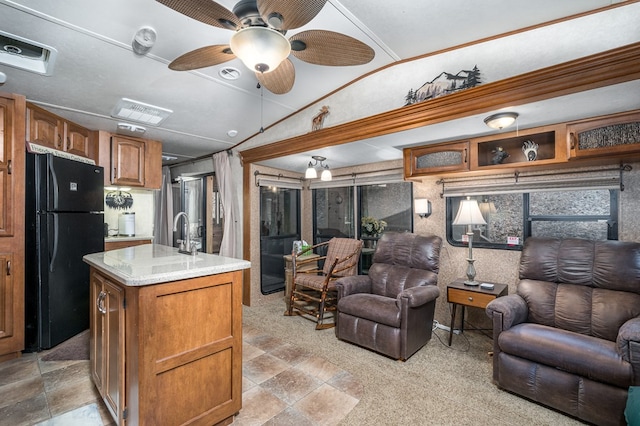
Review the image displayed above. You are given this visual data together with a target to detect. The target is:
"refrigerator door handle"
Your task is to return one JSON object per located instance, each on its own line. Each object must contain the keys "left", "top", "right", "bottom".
{"left": 49, "top": 213, "right": 59, "bottom": 272}
{"left": 48, "top": 158, "right": 60, "bottom": 210}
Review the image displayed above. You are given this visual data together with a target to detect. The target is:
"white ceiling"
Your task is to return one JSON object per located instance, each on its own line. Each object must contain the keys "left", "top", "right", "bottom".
{"left": 0, "top": 0, "right": 637, "bottom": 173}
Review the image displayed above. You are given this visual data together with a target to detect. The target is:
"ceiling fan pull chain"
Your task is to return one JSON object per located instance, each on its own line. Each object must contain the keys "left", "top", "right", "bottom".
{"left": 259, "top": 83, "right": 264, "bottom": 133}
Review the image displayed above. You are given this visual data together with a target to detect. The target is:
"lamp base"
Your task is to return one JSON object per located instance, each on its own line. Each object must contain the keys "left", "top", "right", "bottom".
{"left": 463, "top": 280, "right": 480, "bottom": 286}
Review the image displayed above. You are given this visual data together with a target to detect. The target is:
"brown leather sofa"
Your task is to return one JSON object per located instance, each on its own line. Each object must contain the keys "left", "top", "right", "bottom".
{"left": 486, "top": 237, "right": 640, "bottom": 426}
{"left": 335, "top": 232, "right": 441, "bottom": 360}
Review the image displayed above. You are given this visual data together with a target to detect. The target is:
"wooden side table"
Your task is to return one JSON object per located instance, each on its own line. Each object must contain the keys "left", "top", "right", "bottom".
{"left": 283, "top": 253, "right": 319, "bottom": 310}
{"left": 446, "top": 279, "right": 508, "bottom": 346}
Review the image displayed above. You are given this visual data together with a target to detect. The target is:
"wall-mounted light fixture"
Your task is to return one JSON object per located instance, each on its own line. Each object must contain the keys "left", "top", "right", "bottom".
{"left": 484, "top": 112, "right": 519, "bottom": 130}
{"left": 305, "top": 155, "right": 332, "bottom": 181}
{"left": 414, "top": 198, "right": 432, "bottom": 218}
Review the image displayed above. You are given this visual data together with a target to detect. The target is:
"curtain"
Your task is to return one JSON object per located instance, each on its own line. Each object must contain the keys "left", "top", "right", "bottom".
{"left": 153, "top": 166, "right": 174, "bottom": 246}
{"left": 212, "top": 151, "right": 241, "bottom": 258}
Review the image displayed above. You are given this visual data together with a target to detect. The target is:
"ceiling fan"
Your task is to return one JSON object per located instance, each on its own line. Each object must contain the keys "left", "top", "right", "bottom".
{"left": 157, "top": 0, "right": 375, "bottom": 94}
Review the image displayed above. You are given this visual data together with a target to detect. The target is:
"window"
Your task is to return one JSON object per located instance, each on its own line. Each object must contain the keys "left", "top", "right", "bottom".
{"left": 447, "top": 189, "right": 619, "bottom": 250}
{"left": 358, "top": 182, "right": 413, "bottom": 236}
{"left": 312, "top": 179, "right": 413, "bottom": 273}
{"left": 313, "top": 187, "right": 355, "bottom": 245}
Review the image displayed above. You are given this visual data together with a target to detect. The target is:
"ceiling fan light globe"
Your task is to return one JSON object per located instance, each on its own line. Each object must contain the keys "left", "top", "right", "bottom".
{"left": 230, "top": 27, "right": 291, "bottom": 73}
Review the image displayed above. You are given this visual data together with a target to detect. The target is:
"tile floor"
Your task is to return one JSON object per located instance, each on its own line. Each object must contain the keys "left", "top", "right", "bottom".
{"left": 0, "top": 326, "right": 362, "bottom": 426}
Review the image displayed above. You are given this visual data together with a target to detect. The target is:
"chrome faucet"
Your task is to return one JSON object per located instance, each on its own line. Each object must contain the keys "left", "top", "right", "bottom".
{"left": 173, "top": 212, "right": 196, "bottom": 255}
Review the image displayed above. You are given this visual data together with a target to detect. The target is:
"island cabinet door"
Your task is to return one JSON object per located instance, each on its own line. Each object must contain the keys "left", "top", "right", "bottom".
{"left": 90, "top": 269, "right": 126, "bottom": 425}
{"left": 134, "top": 270, "right": 243, "bottom": 426}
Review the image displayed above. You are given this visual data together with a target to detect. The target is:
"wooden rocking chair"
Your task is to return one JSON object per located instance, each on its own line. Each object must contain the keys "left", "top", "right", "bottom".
{"left": 285, "top": 238, "right": 363, "bottom": 330}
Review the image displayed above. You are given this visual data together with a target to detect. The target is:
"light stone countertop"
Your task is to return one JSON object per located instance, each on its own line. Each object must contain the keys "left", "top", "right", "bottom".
{"left": 104, "top": 235, "right": 154, "bottom": 242}
{"left": 83, "top": 244, "right": 251, "bottom": 287}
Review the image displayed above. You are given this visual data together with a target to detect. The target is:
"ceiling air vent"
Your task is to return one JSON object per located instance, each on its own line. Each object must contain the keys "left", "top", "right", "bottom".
{"left": 0, "top": 31, "right": 57, "bottom": 75}
{"left": 111, "top": 98, "right": 172, "bottom": 126}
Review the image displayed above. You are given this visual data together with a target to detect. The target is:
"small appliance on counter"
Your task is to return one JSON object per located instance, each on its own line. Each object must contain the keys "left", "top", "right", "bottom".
{"left": 119, "top": 212, "right": 136, "bottom": 236}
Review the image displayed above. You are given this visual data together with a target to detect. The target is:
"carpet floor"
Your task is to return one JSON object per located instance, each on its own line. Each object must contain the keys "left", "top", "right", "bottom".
{"left": 40, "top": 330, "right": 90, "bottom": 362}
{"left": 243, "top": 300, "right": 584, "bottom": 426}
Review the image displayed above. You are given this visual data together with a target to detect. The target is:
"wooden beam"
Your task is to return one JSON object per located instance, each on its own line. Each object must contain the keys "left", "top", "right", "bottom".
{"left": 240, "top": 42, "right": 640, "bottom": 164}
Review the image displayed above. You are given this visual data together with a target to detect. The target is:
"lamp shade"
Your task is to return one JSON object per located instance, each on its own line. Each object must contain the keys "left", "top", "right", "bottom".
{"left": 320, "top": 167, "right": 332, "bottom": 181}
{"left": 230, "top": 27, "right": 291, "bottom": 73}
{"left": 305, "top": 164, "right": 318, "bottom": 179}
{"left": 453, "top": 198, "right": 486, "bottom": 226}
{"left": 414, "top": 198, "right": 431, "bottom": 217}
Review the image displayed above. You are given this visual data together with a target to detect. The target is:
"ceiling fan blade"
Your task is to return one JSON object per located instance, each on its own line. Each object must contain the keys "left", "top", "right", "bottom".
{"left": 256, "top": 58, "right": 295, "bottom": 94}
{"left": 169, "top": 45, "right": 235, "bottom": 71}
{"left": 257, "top": 0, "right": 327, "bottom": 30}
{"left": 156, "top": 0, "right": 240, "bottom": 30}
{"left": 289, "top": 30, "right": 375, "bottom": 66}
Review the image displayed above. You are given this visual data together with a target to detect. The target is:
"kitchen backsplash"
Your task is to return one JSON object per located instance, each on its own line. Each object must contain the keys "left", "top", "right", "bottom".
{"left": 104, "top": 189, "right": 155, "bottom": 237}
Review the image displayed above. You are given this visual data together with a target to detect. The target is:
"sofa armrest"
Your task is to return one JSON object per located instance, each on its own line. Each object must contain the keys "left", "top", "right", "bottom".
{"left": 335, "top": 275, "right": 372, "bottom": 298}
{"left": 485, "top": 294, "right": 528, "bottom": 331}
{"left": 617, "top": 317, "right": 640, "bottom": 383}
{"left": 399, "top": 285, "right": 440, "bottom": 308}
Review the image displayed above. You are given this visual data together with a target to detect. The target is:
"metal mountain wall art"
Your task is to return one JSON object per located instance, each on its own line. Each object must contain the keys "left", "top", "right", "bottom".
{"left": 404, "top": 66, "right": 481, "bottom": 106}
{"left": 105, "top": 191, "right": 134, "bottom": 210}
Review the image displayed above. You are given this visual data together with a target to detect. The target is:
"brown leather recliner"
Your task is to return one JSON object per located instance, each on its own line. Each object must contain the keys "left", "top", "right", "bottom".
{"left": 335, "top": 232, "right": 441, "bottom": 361}
{"left": 486, "top": 237, "right": 640, "bottom": 426}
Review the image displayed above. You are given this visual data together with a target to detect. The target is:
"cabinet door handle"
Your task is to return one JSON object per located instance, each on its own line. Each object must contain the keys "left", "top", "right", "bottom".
{"left": 7, "top": 160, "right": 11, "bottom": 175}
{"left": 97, "top": 290, "right": 107, "bottom": 314}
{"left": 463, "top": 148, "right": 468, "bottom": 164}
{"left": 6, "top": 260, "right": 10, "bottom": 276}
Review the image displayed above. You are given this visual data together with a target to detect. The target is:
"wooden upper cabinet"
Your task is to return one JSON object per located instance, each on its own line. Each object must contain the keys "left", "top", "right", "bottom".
{"left": 26, "top": 103, "right": 95, "bottom": 160}
{"left": 469, "top": 124, "right": 567, "bottom": 171}
{"left": 111, "top": 135, "right": 146, "bottom": 187}
{"left": 98, "top": 131, "right": 162, "bottom": 189}
{"left": 65, "top": 121, "right": 92, "bottom": 158}
{"left": 403, "top": 124, "right": 569, "bottom": 179}
{"left": 404, "top": 140, "right": 470, "bottom": 178}
{"left": 567, "top": 110, "right": 640, "bottom": 160}
{"left": 27, "top": 104, "right": 63, "bottom": 150}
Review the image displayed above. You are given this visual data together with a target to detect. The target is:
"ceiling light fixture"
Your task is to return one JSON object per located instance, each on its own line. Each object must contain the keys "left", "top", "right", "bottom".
{"left": 117, "top": 122, "right": 146, "bottom": 134}
{"left": 132, "top": 26, "right": 157, "bottom": 55}
{"left": 305, "top": 155, "right": 331, "bottom": 181}
{"left": 229, "top": 27, "right": 291, "bottom": 73}
{"left": 484, "top": 112, "right": 519, "bottom": 130}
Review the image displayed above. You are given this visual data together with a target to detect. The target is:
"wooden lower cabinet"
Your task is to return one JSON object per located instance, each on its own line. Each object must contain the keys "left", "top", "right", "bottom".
{"left": 90, "top": 267, "right": 242, "bottom": 426}
{"left": 104, "top": 239, "right": 152, "bottom": 252}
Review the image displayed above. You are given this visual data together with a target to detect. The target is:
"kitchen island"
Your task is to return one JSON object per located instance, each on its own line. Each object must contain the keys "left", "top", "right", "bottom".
{"left": 83, "top": 244, "right": 251, "bottom": 426}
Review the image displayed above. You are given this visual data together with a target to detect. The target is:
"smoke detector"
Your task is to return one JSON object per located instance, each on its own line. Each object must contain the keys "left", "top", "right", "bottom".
{"left": 0, "top": 31, "right": 57, "bottom": 75}
{"left": 111, "top": 98, "right": 172, "bottom": 126}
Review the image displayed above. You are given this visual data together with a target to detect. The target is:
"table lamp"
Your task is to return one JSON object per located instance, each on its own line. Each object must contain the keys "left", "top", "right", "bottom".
{"left": 453, "top": 197, "right": 487, "bottom": 285}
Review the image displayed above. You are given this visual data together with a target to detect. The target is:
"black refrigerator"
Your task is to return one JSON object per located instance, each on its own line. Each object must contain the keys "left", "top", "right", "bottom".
{"left": 25, "top": 153, "right": 105, "bottom": 351}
